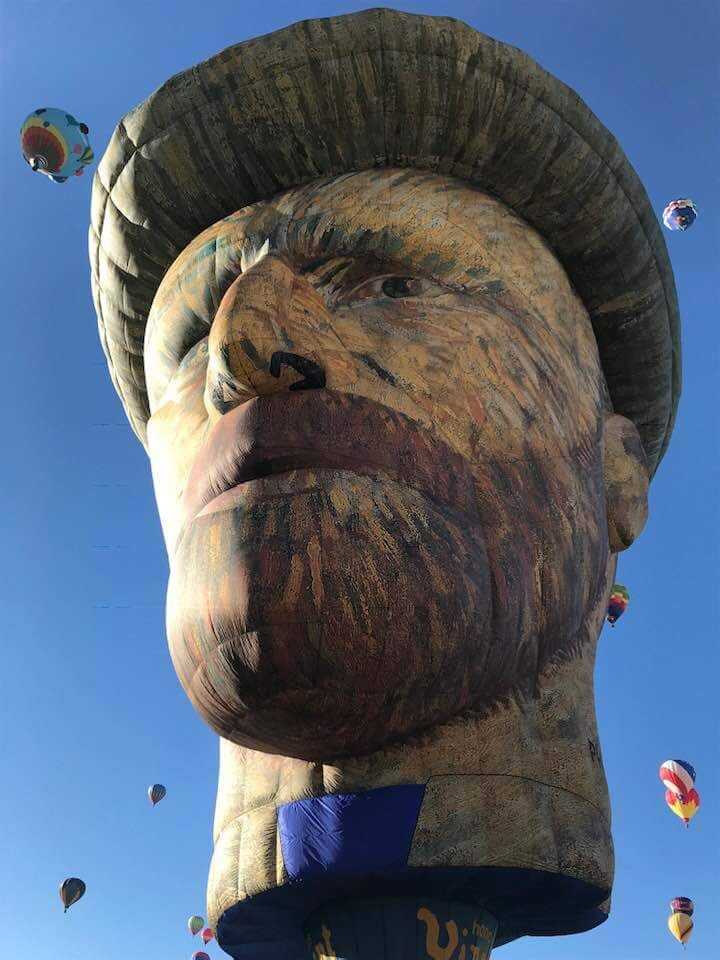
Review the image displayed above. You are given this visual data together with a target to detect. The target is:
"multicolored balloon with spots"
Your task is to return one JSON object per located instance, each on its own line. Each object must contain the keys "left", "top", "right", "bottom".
{"left": 20, "top": 107, "right": 94, "bottom": 183}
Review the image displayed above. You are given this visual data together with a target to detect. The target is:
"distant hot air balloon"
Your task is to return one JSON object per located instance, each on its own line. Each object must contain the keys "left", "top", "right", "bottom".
{"left": 668, "top": 910, "right": 693, "bottom": 946}
{"left": 660, "top": 760, "right": 697, "bottom": 797}
{"left": 201, "top": 927, "right": 215, "bottom": 945}
{"left": 192, "top": 953, "right": 211, "bottom": 960}
{"left": 606, "top": 584, "right": 630, "bottom": 626}
{"left": 20, "top": 108, "right": 94, "bottom": 182}
{"left": 59, "top": 877, "right": 86, "bottom": 913}
{"left": 665, "top": 788, "right": 700, "bottom": 827}
{"left": 188, "top": 915, "right": 204, "bottom": 936}
{"left": 663, "top": 198, "right": 698, "bottom": 232}
{"left": 148, "top": 784, "right": 166, "bottom": 806}
{"left": 670, "top": 898, "right": 694, "bottom": 917}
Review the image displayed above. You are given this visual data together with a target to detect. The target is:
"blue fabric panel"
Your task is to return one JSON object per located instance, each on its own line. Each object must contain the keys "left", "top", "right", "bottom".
{"left": 278, "top": 784, "right": 426, "bottom": 881}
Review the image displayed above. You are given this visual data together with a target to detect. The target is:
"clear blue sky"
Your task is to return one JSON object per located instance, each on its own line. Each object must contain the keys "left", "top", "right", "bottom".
{"left": 1, "top": 1, "right": 717, "bottom": 957}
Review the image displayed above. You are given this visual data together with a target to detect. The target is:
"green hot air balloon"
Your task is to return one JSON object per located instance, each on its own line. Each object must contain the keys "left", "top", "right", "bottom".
{"left": 188, "top": 915, "right": 204, "bottom": 936}
{"left": 59, "top": 877, "right": 86, "bottom": 913}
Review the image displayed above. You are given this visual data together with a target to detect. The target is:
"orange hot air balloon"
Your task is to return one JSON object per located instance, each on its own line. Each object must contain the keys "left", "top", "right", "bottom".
{"left": 201, "top": 927, "right": 215, "bottom": 945}
{"left": 668, "top": 910, "right": 693, "bottom": 946}
{"left": 665, "top": 788, "right": 700, "bottom": 826}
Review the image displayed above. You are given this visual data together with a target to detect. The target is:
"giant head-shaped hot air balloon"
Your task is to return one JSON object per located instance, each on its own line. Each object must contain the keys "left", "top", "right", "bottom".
{"left": 20, "top": 108, "right": 93, "bottom": 183}
{"left": 89, "top": 9, "right": 681, "bottom": 958}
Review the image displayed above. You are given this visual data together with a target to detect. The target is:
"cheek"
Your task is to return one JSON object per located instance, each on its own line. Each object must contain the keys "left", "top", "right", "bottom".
{"left": 473, "top": 438, "right": 609, "bottom": 666}
{"left": 147, "top": 351, "right": 211, "bottom": 548}
{"left": 344, "top": 296, "right": 603, "bottom": 469}
{"left": 314, "top": 302, "right": 479, "bottom": 449}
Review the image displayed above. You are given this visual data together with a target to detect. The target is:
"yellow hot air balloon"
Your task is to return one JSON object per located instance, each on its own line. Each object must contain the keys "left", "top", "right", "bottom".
{"left": 665, "top": 788, "right": 701, "bottom": 826}
{"left": 668, "top": 910, "right": 693, "bottom": 946}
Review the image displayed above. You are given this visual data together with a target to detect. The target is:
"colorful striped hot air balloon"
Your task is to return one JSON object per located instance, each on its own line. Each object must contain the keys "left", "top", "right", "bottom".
{"left": 606, "top": 584, "right": 630, "bottom": 626}
{"left": 670, "top": 898, "right": 694, "bottom": 917}
{"left": 59, "top": 877, "right": 86, "bottom": 913}
{"left": 668, "top": 910, "right": 693, "bottom": 946}
{"left": 188, "top": 915, "right": 204, "bottom": 936}
{"left": 665, "top": 788, "right": 700, "bottom": 827}
{"left": 660, "top": 760, "right": 696, "bottom": 797}
{"left": 148, "top": 783, "right": 166, "bottom": 806}
{"left": 201, "top": 927, "right": 215, "bottom": 945}
{"left": 663, "top": 198, "right": 698, "bottom": 232}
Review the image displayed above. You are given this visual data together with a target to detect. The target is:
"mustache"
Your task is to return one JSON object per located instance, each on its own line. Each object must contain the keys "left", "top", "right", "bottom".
{"left": 175, "top": 389, "right": 479, "bottom": 554}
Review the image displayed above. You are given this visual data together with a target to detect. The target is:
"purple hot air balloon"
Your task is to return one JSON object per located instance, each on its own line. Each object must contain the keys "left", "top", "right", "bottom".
{"left": 192, "top": 953, "right": 211, "bottom": 960}
{"left": 670, "top": 897, "right": 694, "bottom": 917}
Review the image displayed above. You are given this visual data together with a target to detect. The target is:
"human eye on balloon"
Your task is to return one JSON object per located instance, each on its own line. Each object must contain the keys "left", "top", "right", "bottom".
{"left": 299, "top": 255, "right": 450, "bottom": 307}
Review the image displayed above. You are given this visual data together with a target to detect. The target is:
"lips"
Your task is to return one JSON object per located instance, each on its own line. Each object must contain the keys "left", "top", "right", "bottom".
{"left": 177, "top": 389, "right": 478, "bottom": 550}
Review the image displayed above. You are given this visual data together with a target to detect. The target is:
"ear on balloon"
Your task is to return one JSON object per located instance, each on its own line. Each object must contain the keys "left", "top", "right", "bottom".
{"left": 603, "top": 413, "right": 649, "bottom": 553}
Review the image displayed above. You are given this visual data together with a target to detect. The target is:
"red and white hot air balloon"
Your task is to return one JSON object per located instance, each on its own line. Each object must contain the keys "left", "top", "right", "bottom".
{"left": 659, "top": 760, "right": 696, "bottom": 798}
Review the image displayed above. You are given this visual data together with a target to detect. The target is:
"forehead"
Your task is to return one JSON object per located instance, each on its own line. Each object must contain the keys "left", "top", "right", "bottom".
{"left": 154, "top": 169, "right": 571, "bottom": 300}
{"left": 146, "top": 170, "right": 602, "bottom": 411}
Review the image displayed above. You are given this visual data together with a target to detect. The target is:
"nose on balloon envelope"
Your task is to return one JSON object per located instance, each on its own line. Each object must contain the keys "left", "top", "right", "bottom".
{"left": 269, "top": 351, "right": 326, "bottom": 391}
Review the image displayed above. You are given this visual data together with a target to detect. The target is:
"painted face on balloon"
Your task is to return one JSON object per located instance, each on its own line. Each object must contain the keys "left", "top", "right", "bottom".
{"left": 145, "top": 169, "right": 648, "bottom": 761}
